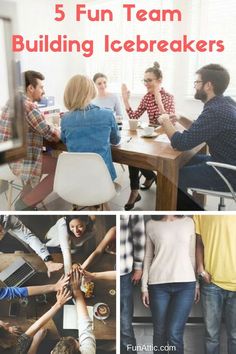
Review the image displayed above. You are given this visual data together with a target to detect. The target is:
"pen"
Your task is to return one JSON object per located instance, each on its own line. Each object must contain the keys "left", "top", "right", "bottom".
{"left": 127, "top": 137, "right": 132, "bottom": 143}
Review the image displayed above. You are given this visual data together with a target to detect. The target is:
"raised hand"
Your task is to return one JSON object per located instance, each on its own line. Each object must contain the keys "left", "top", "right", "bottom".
{"left": 56, "top": 288, "right": 72, "bottom": 306}
{"left": 54, "top": 274, "right": 70, "bottom": 292}
{"left": 121, "top": 83, "right": 130, "bottom": 101}
{"left": 70, "top": 269, "right": 82, "bottom": 297}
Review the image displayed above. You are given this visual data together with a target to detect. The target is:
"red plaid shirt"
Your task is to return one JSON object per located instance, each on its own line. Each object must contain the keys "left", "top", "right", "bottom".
{"left": 0, "top": 100, "right": 60, "bottom": 186}
{"left": 127, "top": 88, "right": 175, "bottom": 125}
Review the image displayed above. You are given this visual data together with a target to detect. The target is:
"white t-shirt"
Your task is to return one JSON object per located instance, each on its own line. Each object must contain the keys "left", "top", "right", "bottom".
{"left": 46, "top": 217, "right": 95, "bottom": 273}
{"left": 141, "top": 217, "right": 196, "bottom": 292}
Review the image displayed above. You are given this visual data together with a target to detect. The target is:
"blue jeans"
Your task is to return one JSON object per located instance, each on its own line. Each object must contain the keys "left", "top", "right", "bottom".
{"left": 149, "top": 282, "right": 196, "bottom": 354}
{"left": 120, "top": 273, "right": 137, "bottom": 354}
{"left": 177, "top": 154, "right": 235, "bottom": 210}
{"left": 201, "top": 282, "right": 236, "bottom": 354}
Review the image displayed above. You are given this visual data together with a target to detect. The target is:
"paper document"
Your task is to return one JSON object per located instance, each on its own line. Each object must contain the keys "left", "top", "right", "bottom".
{"left": 63, "top": 304, "right": 94, "bottom": 329}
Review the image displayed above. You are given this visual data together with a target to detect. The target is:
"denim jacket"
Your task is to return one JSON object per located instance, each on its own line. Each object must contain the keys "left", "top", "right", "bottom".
{"left": 61, "top": 104, "right": 121, "bottom": 180}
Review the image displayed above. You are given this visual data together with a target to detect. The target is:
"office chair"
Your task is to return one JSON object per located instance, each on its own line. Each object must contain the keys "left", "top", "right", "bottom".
{"left": 191, "top": 161, "right": 236, "bottom": 210}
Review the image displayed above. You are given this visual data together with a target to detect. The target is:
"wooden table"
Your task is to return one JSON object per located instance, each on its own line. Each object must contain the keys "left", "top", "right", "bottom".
{"left": 112, "top": 126, "right": 206, "bottom": 210}
{"left": 0, "top": 252, "right": 116, "bottom": 341}
{"left": 45, "top": 124, "right": 206, "bottom": 210}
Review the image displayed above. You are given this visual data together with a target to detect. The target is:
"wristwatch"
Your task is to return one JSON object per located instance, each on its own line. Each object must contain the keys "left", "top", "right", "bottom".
{"left": 43, "top": 255, "right": 53, "bottom": 262}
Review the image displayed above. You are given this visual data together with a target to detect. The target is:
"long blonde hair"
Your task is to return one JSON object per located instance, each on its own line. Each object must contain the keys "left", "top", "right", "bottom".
{"left": 64, "top": 75, "right": 97, "bottom": 111}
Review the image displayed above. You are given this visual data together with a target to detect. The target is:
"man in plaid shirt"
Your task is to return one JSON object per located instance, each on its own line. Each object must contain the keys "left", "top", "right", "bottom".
{"left": 0, "top": 70, "right": 60, "bottom": 210}
{"left": 120, "top": 215, "right": 146, "bottom": 354}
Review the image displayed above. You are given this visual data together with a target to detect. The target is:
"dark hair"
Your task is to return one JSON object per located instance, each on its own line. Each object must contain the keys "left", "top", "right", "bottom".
{"left": 150, "top": 215, "right": 185, "bottom": 221}
{"left": 51, "top": 336, "right": 80, "bottom": 354}
{"left": 65, "top": 216, "right": 94, "bottom": 236}
{"left": 93, "top": 72, "right": 107, "bottom": 83}
{"left": 196, "top": 64, "right": 230, "bottom": 95}
{"left": 24, "top": 70, "right": 45, "bottom": 90}
{"left": 145, "top": 62, "right": 162, "bottom": 80}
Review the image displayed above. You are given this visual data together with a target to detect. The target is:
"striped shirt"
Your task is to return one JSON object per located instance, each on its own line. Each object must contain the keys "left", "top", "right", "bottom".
{"left": 126, "top": 88, "right": 175, "bottom": 125}
{"left": 120, "top": 215, "right": 146, "bottom": 275}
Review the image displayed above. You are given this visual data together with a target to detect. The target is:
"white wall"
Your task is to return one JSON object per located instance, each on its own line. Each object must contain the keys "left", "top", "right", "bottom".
{"left": 7, "top": 0, "right": 205, "bottom": 119}
{"left": 12, "top": 0, "right": 89, "bottom": 108}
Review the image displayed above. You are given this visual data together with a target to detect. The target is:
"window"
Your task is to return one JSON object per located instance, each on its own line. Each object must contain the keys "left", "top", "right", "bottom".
{"left": 85, "top": 0, "right": 175, "bottom": 94}
{"left": 187, "top": 0, "right": 236, "bottom": 97}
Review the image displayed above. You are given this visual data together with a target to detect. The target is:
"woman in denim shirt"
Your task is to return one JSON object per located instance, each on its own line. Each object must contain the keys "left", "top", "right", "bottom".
{"left": 61, "top": 75, "right": 121, "bottom": 181}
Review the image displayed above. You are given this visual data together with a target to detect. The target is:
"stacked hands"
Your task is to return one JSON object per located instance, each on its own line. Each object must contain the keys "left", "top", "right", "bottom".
{"left": 53, "top": 265, "right": 95, "bottom": 307}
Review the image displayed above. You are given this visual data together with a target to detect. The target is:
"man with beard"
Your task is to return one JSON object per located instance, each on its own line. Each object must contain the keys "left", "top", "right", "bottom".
{"left": 0, "top": 70, "right": 60, "bottom": 210}
{"left": 157, "top": 64, "right": 236, "bottom": 210}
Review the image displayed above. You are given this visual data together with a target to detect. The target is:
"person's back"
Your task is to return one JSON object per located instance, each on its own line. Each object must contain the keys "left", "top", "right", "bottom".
{"left": 61, "top": 104, "right": 120, "bottom": 180}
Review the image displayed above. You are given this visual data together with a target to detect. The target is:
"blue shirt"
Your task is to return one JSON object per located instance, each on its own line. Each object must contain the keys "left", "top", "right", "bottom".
{"left": 0, "top": 287, "right": 28, "bottom": 300}
{"left": 171, "top": 96, "right": 236, "bottom": 181}
{"left": 61, "top": 104, "right": 121, "bottom": 180}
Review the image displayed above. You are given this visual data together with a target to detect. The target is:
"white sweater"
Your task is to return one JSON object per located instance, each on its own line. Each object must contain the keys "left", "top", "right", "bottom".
{"left": 142, "top": 217, "right": 196, "bottom": 292}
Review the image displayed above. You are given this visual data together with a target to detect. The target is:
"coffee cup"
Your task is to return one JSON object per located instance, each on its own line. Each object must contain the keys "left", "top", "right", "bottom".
{"left": 94, "top": 303, "right": 110, "bottom": 320}
{"left": 143, "top": 126, "right": 154, "bottom": 136}
{"left": 128, "top": 119, "right": 138, "bottom": 131}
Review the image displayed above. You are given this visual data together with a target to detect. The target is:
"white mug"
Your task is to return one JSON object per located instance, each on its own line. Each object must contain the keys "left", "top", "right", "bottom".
{"left": 129, "top": 119, "right": 138, "bottom": 130}
{"left": 143, "top": 126, "right": 154, "bottom": 136}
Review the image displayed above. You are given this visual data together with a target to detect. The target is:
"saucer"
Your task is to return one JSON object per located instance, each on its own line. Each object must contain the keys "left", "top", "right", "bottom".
{"left": 140, "top": 132, "right": 158, "bottom": 138}
{"left": 93, "top": 302, "right": 110, "bottom": 320}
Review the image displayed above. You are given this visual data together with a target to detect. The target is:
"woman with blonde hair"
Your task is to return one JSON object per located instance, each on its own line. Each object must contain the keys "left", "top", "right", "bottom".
{"left": 61, "top": 74, "right": 121, "bottom": 180}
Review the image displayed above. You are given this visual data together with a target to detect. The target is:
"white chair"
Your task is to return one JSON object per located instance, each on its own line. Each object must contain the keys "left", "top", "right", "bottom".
{"left": 0, "top": 164, "right": 22, "bottom": 210}
{"left": 191, "top": 161, "right": 236, "bottom": 210}
{"left": 53, "top": 152, "right": 118, "bottom": 210}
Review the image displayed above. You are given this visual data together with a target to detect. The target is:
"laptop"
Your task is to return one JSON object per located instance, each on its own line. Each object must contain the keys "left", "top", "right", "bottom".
{"left": 0, "top": 256, "right": 36, "bottom": 287}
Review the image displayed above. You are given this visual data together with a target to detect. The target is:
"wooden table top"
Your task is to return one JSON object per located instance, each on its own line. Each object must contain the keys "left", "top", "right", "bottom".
{"left": 0, "top": 252, "right": 116, "bottom": 340}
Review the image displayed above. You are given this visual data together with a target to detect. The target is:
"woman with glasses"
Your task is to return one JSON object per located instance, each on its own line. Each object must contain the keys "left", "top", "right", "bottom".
{"left": 121, "top": 62, "right": 175, "bottom": 210}
{"left": 142, "top": 215, "right": 200, "bottom": 354}
{"left": 92, "top": 73, "right": 123, "bottom": 117}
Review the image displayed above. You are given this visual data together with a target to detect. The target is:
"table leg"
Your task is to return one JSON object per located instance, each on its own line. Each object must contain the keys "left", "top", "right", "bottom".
{"left": 156, "top": 162, "right": 179, "bottom": 210}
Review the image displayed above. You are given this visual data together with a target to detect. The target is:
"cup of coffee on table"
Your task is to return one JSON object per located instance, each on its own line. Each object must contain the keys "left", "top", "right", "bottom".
{"left": 143, "top": 126, "right": 154, "bottom": 136}
{"left": 94, "top": 303, "right": 110, "bottom": 320}
{"left": 129, "top": 119, "right": 138, "bottom": 130}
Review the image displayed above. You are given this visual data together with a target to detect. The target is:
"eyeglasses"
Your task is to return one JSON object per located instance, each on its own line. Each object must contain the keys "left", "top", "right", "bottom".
{"left": 142, "top": 79, "right": 157, "bottom": 84}
{"left": 194, "top": 80, "right": 203, "bottom": 86}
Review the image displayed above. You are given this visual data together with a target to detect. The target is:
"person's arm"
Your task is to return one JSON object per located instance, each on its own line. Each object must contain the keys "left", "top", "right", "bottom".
{"left": 130, "top": 216, "right": 146, "bottom": 284}
{"left": 154, "top": 84, "right": 166, "bottom": 114}
{"left": 82, "top": 226, "right": 116, "bottom": 269}
{"left": 121, "top": 83, "right": 146, "bottom": 119}
{"left": 141, "top": 232, "right": 154, "bottom": 293}
{"left": 196, "top": 235, "right": 211, "bottom": 284}
{"left": 0, "top": 287, "right": 28, "bottom": 300}
{"left": 57, "top": 218, "right": 72, "bottom": 274}
{"left": 161, "top": 108, "right": 221, "bottom": 151}
{"left": 27, "top": 275, "right": 70, "bottom": 296}
{"left": 158, "top": 114, "right": 177, "bottom": 139}
{"left": 8, "top": 216, "right": 63, "bottom": 277}
{"left": 26, "top": 106, "right": 60, "bottom": 142}
{"left": 163, "top": 93, "right": 175, "bottom": 115}
{"left": 83, "top": 270, "right": 116, "bottom": 282}
{"left": 71, "top": 270, "right": 96, "bottom": 354}
{"left": 25, "top": 288, "right": 72, "bottom": 337}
